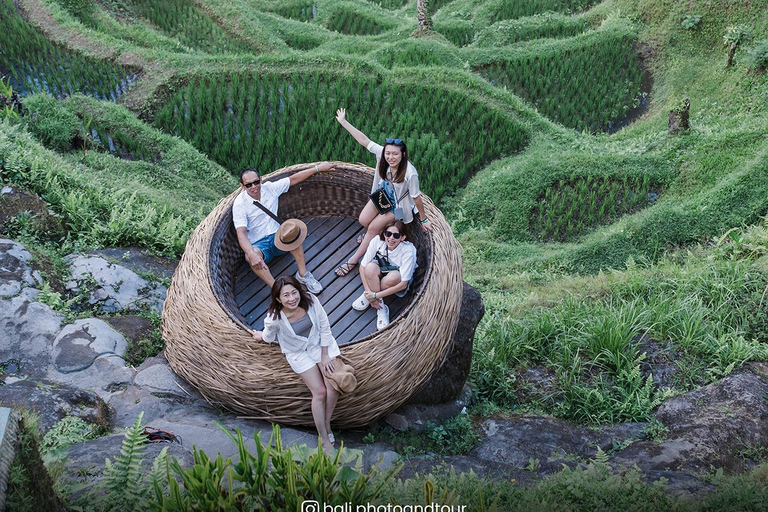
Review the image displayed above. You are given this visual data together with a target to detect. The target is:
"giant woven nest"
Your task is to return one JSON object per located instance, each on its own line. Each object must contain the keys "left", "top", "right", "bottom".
{"left": 162, "top": 162, "right": 463, "bottom": 428}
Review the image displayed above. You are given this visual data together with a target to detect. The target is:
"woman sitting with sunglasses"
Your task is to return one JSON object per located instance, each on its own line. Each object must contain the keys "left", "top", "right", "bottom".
{"left": 352, "top": 220, "right": 417, "bottom": 330}
{"left": 334, "top": 108, "right": 432, "bottom": 277}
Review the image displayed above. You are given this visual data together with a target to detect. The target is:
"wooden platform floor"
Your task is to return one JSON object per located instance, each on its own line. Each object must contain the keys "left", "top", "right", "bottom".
{"left": 234, "top": 216, "right": 410, "bottom": 346}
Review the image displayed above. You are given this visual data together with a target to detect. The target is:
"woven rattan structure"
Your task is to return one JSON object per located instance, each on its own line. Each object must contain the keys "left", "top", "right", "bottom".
{"left": 162, "top": 162, "right": 463, "bottom": 428}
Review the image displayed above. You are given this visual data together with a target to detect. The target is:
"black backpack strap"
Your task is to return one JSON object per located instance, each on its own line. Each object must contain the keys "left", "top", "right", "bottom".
{"left": 253, "top": 200, "right": 283, "bottom": 224}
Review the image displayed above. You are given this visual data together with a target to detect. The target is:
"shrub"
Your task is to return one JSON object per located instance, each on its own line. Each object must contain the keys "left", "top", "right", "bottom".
{"left": 22, "top": 94, "right": 79, "bottom": 152}
{"left": 745, "top": 39, "right": 768, "bottom": 71}
{"left": 681, "top": 15, "right": 702, "bottom": 30}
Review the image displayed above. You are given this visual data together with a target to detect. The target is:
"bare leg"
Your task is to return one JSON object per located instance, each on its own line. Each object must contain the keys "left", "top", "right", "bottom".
{"left": 380, "top": 271, "right": 402, "bottom": 292}
{"left": 348, "top": 204, "right": 394, "bottom": 265}
{"left": 290, "top": 245, "right": 309, "bottom": 277}
{"left": 249, "top": 249, "right": 275, "bottom": 288}
{"left": 298, "top": 366, "right": 332, "bottom": 452}
{"left": 321, "top": 370, "right": 339, "bottom": 437}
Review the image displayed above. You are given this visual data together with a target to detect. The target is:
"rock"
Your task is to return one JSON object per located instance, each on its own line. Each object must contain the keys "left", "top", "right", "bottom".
{"left": 1, "top": 291, "right": 63, "bottom": 380}
{"left": 0, "top": 379, "right": 110, "bottom": 433}
{"left": 391, "top": 385, "right": 471, "bottom": 431}
{"left": 407, "top": 282, "right": 483, "bottom": 405}
{"left": 103, "top": 315, "right": 154, "bottom": 346}
{"left": 472, "top": 415, "right": 640, "bottom": 474}
{"left": 65, "top": 255, "right": 166, "bottom": 313}
{"left": 398, "top": 454, "right": 540, "bottom": 485}
{"left": 359, "top": 443, "right": 401, "bottom": 472}
{"left": 384, "top": 413, "right": 409, "bottom": 431}
{"left": 87, "top": 248, "right": 177, "bottom": 281}
{"left": 134, "top": 361, "right": 192, "bottom": 395}
{"left": 0, "top": 239, "right": 42, "bottom": 297}
{"left": 48, "top": 319, "right": 134, "bottom": 400}
{"left": 52, "top": 319, "right": 127, "bottom": 374}
{"left": 611, "top": 363, "right": 768, "bottom": 475}
{"left": 0, "top": 191, "right": 64, "bottom": 241}
{"left": 61, "top": 432, "right": 194, "bottom": 503}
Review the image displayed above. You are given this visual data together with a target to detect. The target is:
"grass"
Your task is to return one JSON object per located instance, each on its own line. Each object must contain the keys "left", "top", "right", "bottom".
{"left": 0, "top": 1, "right": 767, "bottom": 503}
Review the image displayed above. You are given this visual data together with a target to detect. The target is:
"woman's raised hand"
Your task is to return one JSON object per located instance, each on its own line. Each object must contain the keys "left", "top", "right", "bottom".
{"left": 335, "top": 108, "right": 346, "bottom": 124}
{"left": 250, "top": 329, "right": 264, "bottom": 342}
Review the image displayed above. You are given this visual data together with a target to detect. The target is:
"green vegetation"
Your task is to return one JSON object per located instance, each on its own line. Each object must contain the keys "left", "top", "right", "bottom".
{"left": 485, "top": 0, "right": 603, "bottom": 24}
{"left": 367, "top": 414, "right": 480, "bottom": 458}
{"left": 477, "top": 26, "right": 646, "bottom": 132}
{"left": 1, "top": 0, "right": 768, "bottom": 503}
{"left": 153, "top": 70, "right": 529, "bottom": 201}
{"left": 123, "top": 0, "right": 253, "bottom": 54}
{"left": 0, "top": 0, "right": 137, "bottom": 99}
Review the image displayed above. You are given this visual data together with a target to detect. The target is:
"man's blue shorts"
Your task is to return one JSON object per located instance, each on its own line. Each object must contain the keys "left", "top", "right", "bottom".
{"left": 252, "top": 233, "right": 287, "bottom": 263}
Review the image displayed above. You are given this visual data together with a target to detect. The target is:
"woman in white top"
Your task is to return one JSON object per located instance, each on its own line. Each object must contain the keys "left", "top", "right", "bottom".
{"left": 352, "top": 220, "right": 417, "bottom": 330}
{"left": 334, "top": 108, "right": 432, "bottom": 277}
{"left": 251, "top": 275, "right": 341, "bottom": 454}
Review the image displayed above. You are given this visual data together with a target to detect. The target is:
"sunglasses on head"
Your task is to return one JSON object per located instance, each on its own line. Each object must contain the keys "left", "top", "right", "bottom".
{"left": 385, "top": 138, "right": 403, "bottom": 145}
{"left": 243, "top": 179, "right": 261, "bottom": 189}
{"left": 384, "top": 230, "right": 402, "bottom": 239}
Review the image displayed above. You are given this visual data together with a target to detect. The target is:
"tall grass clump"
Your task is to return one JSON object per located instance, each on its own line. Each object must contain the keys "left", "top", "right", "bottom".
{"left": 271, "top": 0, "right": 318, "bottom": 22}
{"left": 533, "top": 174, "right": 661, "bottom": 241}
{"left": 125, "top": 0, "right": 253, "bottom": 54}
{"left": 483, "top": 0, "right": 603, "bottom": 24}
{"left": 153, "top": 70, "right": 529, "bottom": 202}
{"left": 326, "top": 5, "right": 396, "bottom": 35}
{"left": 478, "top": 29, "right": 647, "bottom": 132}
{"left": 473, "top": 13, "right": 591, "bottom": 47}
{"left": 0, "top": 0, "right": 138, "bottom": 100}
{"left": 1, "top": 112, "right": 231, "bottom": 257}
{"left": 471, "top": 251, "right": 768, "bottom": 424}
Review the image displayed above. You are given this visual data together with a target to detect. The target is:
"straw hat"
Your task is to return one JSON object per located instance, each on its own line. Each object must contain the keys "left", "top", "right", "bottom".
{"left": 274, "top": 219, "right": 307, "bottom": 251}
{"left": 326, "top": 362, "right": 357, "bottom": 394}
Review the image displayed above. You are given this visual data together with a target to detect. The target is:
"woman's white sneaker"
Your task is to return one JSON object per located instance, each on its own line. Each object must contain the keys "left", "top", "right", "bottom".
{"left": 376, "top": 304, "right": 390, "bottom": 330}
{"left": 352, "top": 293, "right": 370, "bottom": 311}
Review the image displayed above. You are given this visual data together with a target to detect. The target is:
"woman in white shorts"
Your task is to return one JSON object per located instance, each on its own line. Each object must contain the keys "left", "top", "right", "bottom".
{"left": 352, "top": 220, "right": 417, "bottom": 330}
{"left": 251, "top": 275, "right": 341, "bottom": 453}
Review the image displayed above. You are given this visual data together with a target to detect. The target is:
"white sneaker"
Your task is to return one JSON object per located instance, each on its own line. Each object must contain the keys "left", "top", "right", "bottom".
{"left": 376, "top": 303, "right": 390, "bottom": 330}
{"left": 352, "top": 293, "right": 370, "bottom": 311}
{"left": 296, "top": 271, "right": 322, "bottom": 294}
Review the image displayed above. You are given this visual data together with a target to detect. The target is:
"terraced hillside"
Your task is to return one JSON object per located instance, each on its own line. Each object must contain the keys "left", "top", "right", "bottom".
{"left": 2, "top": 0, "right": 768, "bottom": 460}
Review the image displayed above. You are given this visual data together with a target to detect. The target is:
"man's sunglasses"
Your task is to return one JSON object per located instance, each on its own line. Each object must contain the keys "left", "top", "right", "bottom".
{"left": 384, "top": 230, "right": 402, "bottom": 239}
{"left": 385, "top": 138, "right": 403, "bottom": 145}
{"left": 243, "top": 179, "right": 261, "bottom": 189}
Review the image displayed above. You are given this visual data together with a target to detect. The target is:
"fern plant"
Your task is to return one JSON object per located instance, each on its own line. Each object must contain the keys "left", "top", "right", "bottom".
{"left": 75, "top": 412, "right": 169, "bottom": 512}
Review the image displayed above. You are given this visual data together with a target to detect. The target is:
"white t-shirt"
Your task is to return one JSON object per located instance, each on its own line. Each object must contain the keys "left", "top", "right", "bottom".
{"left": 367, "top": 141, "right": 421, "bottom": 224}
{"left": 361, "top": 238, "right": 417, "bottom": 282}
{"left": 232, "top": 177, "right": 290, "bottom": 244}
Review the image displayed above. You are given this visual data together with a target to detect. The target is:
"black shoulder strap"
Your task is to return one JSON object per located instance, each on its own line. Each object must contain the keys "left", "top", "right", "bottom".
{"left": 253, "top": 200, "right": 283, "bottom": 224}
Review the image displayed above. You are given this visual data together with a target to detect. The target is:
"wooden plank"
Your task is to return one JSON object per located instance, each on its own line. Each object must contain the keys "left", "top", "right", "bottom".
{"left": 233, "top": 216, "right": 416, "bottom": 343}
{"left": 238, "top": 217, "right": 342, "bottom": 320}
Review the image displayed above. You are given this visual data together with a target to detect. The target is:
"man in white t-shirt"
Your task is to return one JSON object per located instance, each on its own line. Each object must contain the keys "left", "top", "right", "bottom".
{"left": 232, "top": 163, "right": 334, "bottom": 293}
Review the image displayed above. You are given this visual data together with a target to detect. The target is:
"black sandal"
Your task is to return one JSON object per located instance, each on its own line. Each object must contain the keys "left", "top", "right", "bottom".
{"left": 335, "top": 261, "right": 357, "bottom": 277}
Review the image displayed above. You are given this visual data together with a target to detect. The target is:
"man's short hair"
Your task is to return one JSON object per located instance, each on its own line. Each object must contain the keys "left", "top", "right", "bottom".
{"left": 240, "top": 168, "right": 260, "bottom": 183}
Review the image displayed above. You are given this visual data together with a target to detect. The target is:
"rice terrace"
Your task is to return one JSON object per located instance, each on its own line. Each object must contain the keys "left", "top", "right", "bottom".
{"left": 1, "top": 0, "right": 768, "bottom": 510}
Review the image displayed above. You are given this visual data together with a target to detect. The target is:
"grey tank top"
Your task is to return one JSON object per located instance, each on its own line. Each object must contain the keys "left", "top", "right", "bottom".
{"left": 290, "top": 312, "right": 312, "bottom": 338}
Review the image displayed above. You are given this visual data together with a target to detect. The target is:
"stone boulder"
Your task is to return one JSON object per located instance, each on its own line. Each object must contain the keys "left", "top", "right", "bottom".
{"left": 472, "top": 415, "right": 645, "bottom": 474}
{"left": 65, "top": 255, "right": 167, "bottom": 313}
{"left": 0, "top": 239, "right": 42, "bottom": 297}
{"left": 1, "top": 289, "right": 63, "bottom": 381}
{"left": 47, "top": 318, "right": 134, "bottom": 400}
{"left": 0, "top": 379, "right": 110, "bottom": 433}
{"left": 612, "top": 363, "right": 768, "bottom": 475}
{"left": 407, "top": 282, "right": 483, "bottom": 405}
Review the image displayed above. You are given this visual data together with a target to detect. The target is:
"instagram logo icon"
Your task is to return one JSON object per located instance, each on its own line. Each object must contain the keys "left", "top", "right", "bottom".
{"left": 302, "top": 500, "right": 320, "bottom": 512}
